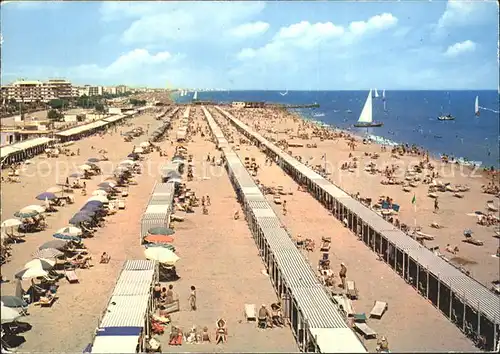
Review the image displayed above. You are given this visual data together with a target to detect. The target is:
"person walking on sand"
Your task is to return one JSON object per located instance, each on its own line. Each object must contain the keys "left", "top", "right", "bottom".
{"left": 206, "top": 195, "right": 211, "bottom": 206}
{"left": 188, "top": 285, "right": 197, "bottom": 311}
{"left": 434, "top": 197, "right": 439, "bottom": 213}
{"left": 339, "top": 263, "right": 347, "bottom": 289}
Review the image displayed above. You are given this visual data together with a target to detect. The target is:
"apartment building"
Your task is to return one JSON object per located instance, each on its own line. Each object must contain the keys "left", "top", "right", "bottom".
{"left": 1, "top": 79, "right": 76, "bottom": 103}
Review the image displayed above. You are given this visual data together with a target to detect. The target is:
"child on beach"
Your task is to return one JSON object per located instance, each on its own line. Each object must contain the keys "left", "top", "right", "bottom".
{"left": 188, "top": 285, "right": 197, "bottom": 311}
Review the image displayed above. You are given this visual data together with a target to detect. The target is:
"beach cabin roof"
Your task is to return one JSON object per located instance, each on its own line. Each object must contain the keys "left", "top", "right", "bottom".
{"left": 310, "top": 328, "right": 367, "bottom": 353}
{"left": 12, "top": 137, "right": 53, "bottom": 151}
{"left": 99, "top": 295, "right": 150, "bottom": 327}
{"left": 91, "top": 334, "right": 140, "bottom": 353}
{"left": 112, "top": 270, "right": 155, "bottom": 296}
{"left": 123, "top": 260, "right": 156, "bottom": 271}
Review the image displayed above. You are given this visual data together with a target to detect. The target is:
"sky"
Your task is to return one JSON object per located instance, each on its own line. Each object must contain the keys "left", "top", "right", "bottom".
{"left": 0, "top": 0, "right": 498, "bottom": 90}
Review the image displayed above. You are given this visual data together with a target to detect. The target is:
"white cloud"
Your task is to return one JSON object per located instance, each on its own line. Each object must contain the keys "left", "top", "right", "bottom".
{"left": 100, "top": 2, "right": 266, "bottom": 44}
{"left": 237, "top": 13, "right": 398, "bottom": 62}
{"left": 348, "top": 13, "right": 398, "bottom": 36}
{"left": 229, "top": 22, "right": 270, "bottom": 38}
{"left": 444, "top": 40, "right": 476, "bottom": 57}
{"left": 71, "top": 49, "right": 175, "bottom": 79}
{"left": 437, "top": 0, "right": 492, "bottom": 28}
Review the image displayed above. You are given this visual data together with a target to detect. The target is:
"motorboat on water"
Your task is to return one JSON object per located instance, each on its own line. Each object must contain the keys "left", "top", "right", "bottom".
{"left": 354, "top": 89, "right": 383, "bottom": 128}
{"left": 438, "top": 114, "right": 455, "bottom": 121}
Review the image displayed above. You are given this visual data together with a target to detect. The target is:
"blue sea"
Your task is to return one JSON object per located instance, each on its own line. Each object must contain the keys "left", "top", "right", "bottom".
{"left": 174, "top": 90, "right": 500, "bottom": 168}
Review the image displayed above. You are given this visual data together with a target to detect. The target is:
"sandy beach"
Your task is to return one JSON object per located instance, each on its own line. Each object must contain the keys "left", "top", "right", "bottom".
{"left": 208, "top": 107, "right": 478, "bottom": 352}
{"left": 1, "top": 106, "right": 297, "bottom": 352}
{"left": 223, "top": 107, "right": 500, "bottom": 288}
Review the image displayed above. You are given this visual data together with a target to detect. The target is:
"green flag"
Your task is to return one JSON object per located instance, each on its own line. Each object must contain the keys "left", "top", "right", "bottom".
{"left": 411, "top": 194, "right": 416, "bottom": 205}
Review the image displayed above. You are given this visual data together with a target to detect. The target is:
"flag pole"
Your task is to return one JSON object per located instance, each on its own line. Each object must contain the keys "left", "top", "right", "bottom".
{"left": 413, "top": 196, "right": 417, "bottom": 228}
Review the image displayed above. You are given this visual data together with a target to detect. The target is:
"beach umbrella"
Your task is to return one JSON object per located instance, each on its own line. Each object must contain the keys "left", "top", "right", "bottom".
{"left": 85, "top": 200, "right": 104, "bottom": 207}
{"left": 79, "top": 209, "right": 96, "bottom": 217}
{"left": 1, "top": 219, "right": 23, "bottom": 228}
{"left": 127, "top": 153, "right": 140, "bottom": 160}
{"left": 81, "top": 203, "right": 102, "bottom": 212}
{"left": 19, "top": 205, "right": 45, "bottom": 213}
{"left": 78, "top": 164, "right": 92, "bottom": 171}
{"left": 69, "top": 213, "right": 92, "bottom": 225}
{"left": 144, "top": 235, "right": 174, "bottom": 244}
{"left": 46, "top": 186, "right": 63, "bottom": 193}
{"left": 69, "top": 172, "right": 84, "bottom": 178}
{"left": 25, "top": 258, "right": 55, "bottom": 270}
{"left": 1, "top": 296, "right": 27, "bottom": 309}
{"left": 56, "top": 226, "right": 82, "bottom": 236}
{"left": 167, "top": 178, "right": 182, "bottom": 184}
{"left": 104, "top": 176, "right": 118, "bottom": 182}
{"left": 14, "top": 209, "right": 39, "bottom": 218}
{"left": 87, "top": 196, "right": 108, "bottom": 203}
{"left": 15, "top": 266, "right": 48, "bottom": 280}
{"left": 92, "top": 190, "right": 108, "bottom": 196}
{"left": 32, "top": 248, "right": 63, "bottom": 259}
{"left": 1, "top": 305, "right": 22, "bottom": 324}
{"left": 144, "top": 247, "right": 179, "bottom": 265}
{"left": 39, "top": 240, "right": 69, "bottom": 251}
{"left": 133, "top": 147, "right": 144, "bottom": 154}
{"left": 36, "top": 192, "right": 57, "bottom": 201}
{"left": 53, "top": 233, "right": 81, "bottom": 242}
{"left": 145, "top": 243, "right": 176, "bottom": 252}
{"left": 87, "top": 158, "right": 100, "bottom": 163}
{"left": 148, "top": 226, "right": 175, "bottom": 236}
{"left": 119, "top": 160, "right": 135, "bottom": 165}
{"left": 98, "top": 182, "right": 115, "bottom": 188}
{"left": 139, "top": 142, "right": 150, "bottom": 148}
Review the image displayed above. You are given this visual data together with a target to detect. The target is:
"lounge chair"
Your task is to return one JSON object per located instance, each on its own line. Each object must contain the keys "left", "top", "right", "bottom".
{"left": 244, "top": 304, "right": 256, "bottom": 322}
{"left": 39, "top": 295, "right": 58, "bottom": 307}
{"left": 463, "top": 238, "right": 484, "bottom": 246}
{"left": 65, "top": 270, "right": 79, "bottom": 284}
{"left": 320, "top": 241, "right": 331, "bottom": 252}
{"left": 370, "top": 300, "right": 388, "bottom": 319}
{"left": 354, "top": 322, "right": 377, "bottom": 339}
{"left": 160, "top": 299, "right": 180, "bottom": 314}
{"left": 346, "top": 280, "right": 358, "bottom": 299}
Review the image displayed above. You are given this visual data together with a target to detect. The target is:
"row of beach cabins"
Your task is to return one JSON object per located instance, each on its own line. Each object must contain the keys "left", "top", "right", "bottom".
{"left": 86, "top": 107, "right": 184, "bottom": 353}
{"left": 213, "top": 106, "right": 500, "bottom": 352}
{"left": 0, "top": 107, "right": 151, "bottom": 168}
{"left": 201, "top": 106, "right": 367, "bottom": 353}
{"left": 176, "top": 107, "right": 191, "bottom": 143}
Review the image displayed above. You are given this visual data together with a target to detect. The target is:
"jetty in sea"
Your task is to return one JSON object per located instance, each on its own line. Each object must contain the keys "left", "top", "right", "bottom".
{"left": 268, "top": 103, "right": 320, "bottom": 109}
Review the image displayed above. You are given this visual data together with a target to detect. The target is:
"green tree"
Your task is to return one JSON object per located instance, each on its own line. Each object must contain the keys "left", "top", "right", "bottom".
{"left": 48, "top": 99, "right": 67, "bottom": 109}
{"left": 47, "top": 109, "right": 64, "bottom": 121}
{"left": 94, "top": 103, "right": 105, "bottom": 112}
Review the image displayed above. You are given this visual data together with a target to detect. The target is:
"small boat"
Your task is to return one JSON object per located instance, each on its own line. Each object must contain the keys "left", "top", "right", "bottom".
{"left": 346, "top": 109, "right": 352, "bottom": 114}
{"left": 438, "top": 114, "right": 455, "bottom": 121}
{"left": 354, "top": 90, "right": 383, "bottom": 127}
{"left": 313, "top": 113, "right": 325, "bottom": 118}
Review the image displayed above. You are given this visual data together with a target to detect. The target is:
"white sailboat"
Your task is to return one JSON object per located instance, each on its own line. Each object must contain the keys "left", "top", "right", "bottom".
{"left": 374, "top": 89, "right": 379, "bottom": 98}
{"left": 382, "top": 90, "right": 386, "bottom": 100}
{"left": 354, "top": 89, "right": 383, "bottom": 127}
{"left": 475, "top": 96, "right": 480, "bottom": 116}
{"left": 193, "top": 91, "right": 198, "bottom": 100}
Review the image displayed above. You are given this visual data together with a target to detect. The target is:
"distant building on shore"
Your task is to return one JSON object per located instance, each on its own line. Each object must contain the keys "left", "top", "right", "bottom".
{"left": 1, "top": 78, "right": 75, "bottom": 103}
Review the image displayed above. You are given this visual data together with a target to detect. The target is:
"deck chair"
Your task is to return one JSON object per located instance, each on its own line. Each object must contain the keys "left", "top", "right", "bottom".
{"left": 65, "top": 270, "right": 79, "bottom": 284}
{"left": 370, "top": 301, "right": 388, "bottom": 319}
{"left": 244, "top": 304, "right": 256, "bottom": 322}
{"left": 39, "top": 295, "right": 57, "bottom": 307}
{"left": 354, "top": 322, "right": 377, "bottom": 339}
{"left": 346, "top": 280, "right": 358, "bottom": 299}
{"left": 320, "top": 242, "right": 331, "bottom": 252}
{"left": 161, "top": 299, "right": 180, "bottom": 314}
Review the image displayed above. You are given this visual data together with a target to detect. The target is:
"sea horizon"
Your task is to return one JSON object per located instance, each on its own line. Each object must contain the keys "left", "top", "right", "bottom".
{"left": 174, "top": 89, "right": 500, "bottom": 168}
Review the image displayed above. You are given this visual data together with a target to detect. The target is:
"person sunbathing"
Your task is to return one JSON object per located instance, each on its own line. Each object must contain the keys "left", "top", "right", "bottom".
{"left": 100, "top": 252, "right": 111, "bottom": 264}
{"left": 202, "top": 206, "right": 209, "bottom": 215}
{"left": 168, "top": 326, "right": 182, "bottom": 345}
{"left": 40, "top": 290, "right": 54, "bottom": 304}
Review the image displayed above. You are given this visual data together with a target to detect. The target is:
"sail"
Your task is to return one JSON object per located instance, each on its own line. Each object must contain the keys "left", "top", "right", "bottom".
{"left": 358, "top": 90, "right": 373, "bottom": 124}
{"left": 382, "top": 90, "right": 386, "bottom": 99}
{"left": 193, "top": 91, "right": 198, "bottom": 100}
{"left": 475, "top": 96, "right": 480, "bottom": 116}
{"left": 374, "top": 89, "right": 379, "bottom": 98}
